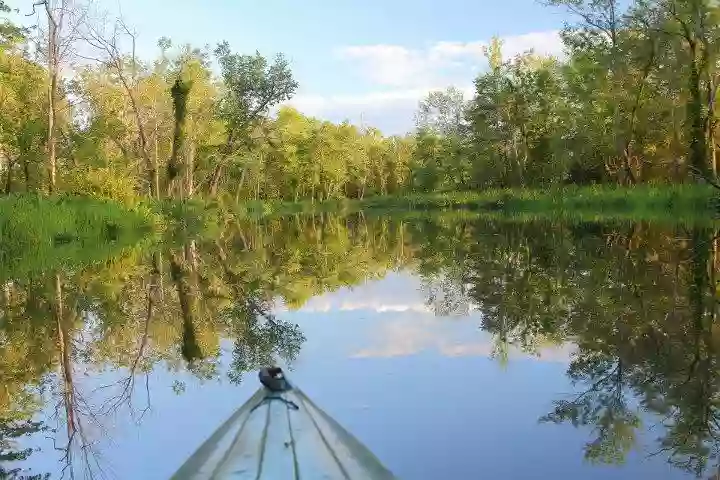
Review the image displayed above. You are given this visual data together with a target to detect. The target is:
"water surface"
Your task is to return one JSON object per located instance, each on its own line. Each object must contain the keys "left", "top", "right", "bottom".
{"left": 2, "top": 213, "right": 719, "bottom": 479}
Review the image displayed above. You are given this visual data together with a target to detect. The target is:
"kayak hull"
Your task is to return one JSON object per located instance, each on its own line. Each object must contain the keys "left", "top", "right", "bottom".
{"left": 171, "top": 385, "right": 396, "bottom": 480}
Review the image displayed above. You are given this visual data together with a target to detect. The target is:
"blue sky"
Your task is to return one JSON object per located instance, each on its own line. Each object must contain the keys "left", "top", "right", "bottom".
{"left": 10, "top": 0, "right": 572, "bottom": 133}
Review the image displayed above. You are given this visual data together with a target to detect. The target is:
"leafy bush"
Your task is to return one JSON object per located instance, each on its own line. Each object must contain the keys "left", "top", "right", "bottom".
{"left": 62, "top": 166, "right": 141, "bottom": 207}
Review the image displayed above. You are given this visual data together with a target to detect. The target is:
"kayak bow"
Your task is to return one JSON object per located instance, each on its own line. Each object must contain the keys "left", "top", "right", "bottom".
{"left": 171, "top": 367, "right": 397, "bottom": 479}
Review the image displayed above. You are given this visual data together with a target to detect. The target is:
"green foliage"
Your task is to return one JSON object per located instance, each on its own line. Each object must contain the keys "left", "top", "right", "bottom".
{"left": 9, "top": 3, "right": 720, "bottom": 477}
{"left": 214, "top": 42, "right": 298, "bottom": 132}
{"left": 0, "top": 1, "right": 27, "bottom": 52}
{"left": 2, "top": 0, "right": 720, "bottom": 210}
{"left": 62, "top": 166, "right": 141, "bottom": 207}
{"left": 466, "top": 50, "right": 567, "bottom": 187}
{"left": 415, "top": 86, "right": 468, "bottom": 137}
{"left": 194, "top": 106, "right": 418, "bottom": 203}
{"left": 0, "top": 195, "right": 154, "bottom": 279}
{"left": 225, "top": 305, "right": 305, "bottom": 385}
{"left": 0, "top": 48, "right": 48, "bottom": 194}
{"left": 395, "top": 214, "right": 720, "bottom": 475}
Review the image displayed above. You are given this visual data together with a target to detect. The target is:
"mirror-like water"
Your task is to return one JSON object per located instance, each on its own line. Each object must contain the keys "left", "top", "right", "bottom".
{"left": 3, "top": 213, "right": 720, "bottom": 479}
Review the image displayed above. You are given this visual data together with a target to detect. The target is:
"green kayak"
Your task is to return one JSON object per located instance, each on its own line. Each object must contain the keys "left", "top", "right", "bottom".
{"left": 171, "top": 368, "right": 397, "bottom": 479}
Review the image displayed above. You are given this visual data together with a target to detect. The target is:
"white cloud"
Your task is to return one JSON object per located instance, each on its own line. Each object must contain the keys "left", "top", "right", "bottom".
{"left": 287, "top": 31, "right": 563, "bottom": 134}
{"left": 296, "top": 298, "right": 432, "bottom": 314}
{"left": 275, "top": 270, "right": 481, "bottom": 315}
{"left": 335, "top": 45, "right": 433, "bottom": 87}
{"left": 290, "top": 88, "right": 440, "bottom": 112}
{"left": 502, "top": 31, "right": 566, "bottom": 58}
{"left": 288, "top": 86, "right": 475, "bottom": 134}
{"left": 333, "top": 30, "right": 563, "bottom": 89}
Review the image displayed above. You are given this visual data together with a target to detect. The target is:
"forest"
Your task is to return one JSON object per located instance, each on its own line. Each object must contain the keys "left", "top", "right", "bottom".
{"left": 2, "top": 0, "right": 720, "bottom": 212}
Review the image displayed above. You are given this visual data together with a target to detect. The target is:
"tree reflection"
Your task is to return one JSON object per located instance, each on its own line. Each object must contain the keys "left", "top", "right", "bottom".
{"left": 541, "top": 355, "right": 641, "bottom": 465}
{"left": 0, "top": 229, "right": 314, "bottom": 476}
{"left": 225, "top": 303, "right": 304, "bottom": 385}
{"left": 210, "top": 214, "right": 720, "bottom": 477}
{"left": 5, "top": 212, "right": 720, "bottom": 477}
{"left": 415, "top": 218, "right": 720, "bottom": 477}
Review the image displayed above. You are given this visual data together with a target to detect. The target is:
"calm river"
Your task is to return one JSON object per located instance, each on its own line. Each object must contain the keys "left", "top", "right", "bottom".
{"left": 3, "top": 213, "right": 718, "bottom": 479}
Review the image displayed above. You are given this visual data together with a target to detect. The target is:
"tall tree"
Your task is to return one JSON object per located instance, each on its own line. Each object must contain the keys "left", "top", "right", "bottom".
{"left": 29, "top": 0, "right": 88, "bottom": 193}
{"left": 82, "top": 17, "right": 174, "bottom": 199}
{"left": 207, "top": 42, "right": 297, "bottom": 196}
{"left": 415, "top": 86, "right": 468, "bottom": 137}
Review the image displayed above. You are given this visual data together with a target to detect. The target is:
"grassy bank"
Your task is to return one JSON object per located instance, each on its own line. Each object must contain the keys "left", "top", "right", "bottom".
{"left": 229, "top": 184, "right": 720, "bottom": 221}
{"left": 0, "top": 194, "right": 157, "bottom": 279}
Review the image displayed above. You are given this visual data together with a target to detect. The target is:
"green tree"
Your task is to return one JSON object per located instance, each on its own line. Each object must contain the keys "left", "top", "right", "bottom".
{"left": 208, "top": 42, "right": 298, "bottom": 196}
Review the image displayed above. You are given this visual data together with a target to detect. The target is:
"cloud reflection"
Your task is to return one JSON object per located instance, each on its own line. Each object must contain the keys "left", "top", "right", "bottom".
{"left": 351, "top": 315, "right": 574, "bottom": 362}
{"left": 276, "top": 273, "right": 574, "bottom": 363}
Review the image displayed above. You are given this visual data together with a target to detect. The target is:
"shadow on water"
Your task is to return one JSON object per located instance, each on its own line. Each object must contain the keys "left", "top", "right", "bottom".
{"left": 3, "top": 212, "right": 720, "bottom": 477}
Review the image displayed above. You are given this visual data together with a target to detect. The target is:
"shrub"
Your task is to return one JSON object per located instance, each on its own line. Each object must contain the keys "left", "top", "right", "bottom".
{"left": 62, "top": 166, "right": 141, "bottom": 207}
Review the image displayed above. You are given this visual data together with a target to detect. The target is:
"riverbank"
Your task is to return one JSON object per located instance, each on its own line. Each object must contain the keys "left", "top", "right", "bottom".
{"left": 229, "top": 184, "right": 720, "bottom": 221}
{"left": 0, "top": 194, "right": 157, "bottom": 278}
{"left": 1, "top": 185, "right": 716, "bottom": 278}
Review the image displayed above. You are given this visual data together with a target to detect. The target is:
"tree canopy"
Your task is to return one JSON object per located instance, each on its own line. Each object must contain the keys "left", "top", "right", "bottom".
{"left": 3, "top": 0, "right": 720, "bottom": 206}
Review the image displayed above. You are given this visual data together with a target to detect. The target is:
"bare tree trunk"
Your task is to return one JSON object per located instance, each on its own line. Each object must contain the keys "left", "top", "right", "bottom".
{"left": 5, "top": 157, "right": 14, "bottom": 194}
{"left": 152, "top": 163, "right": 159, "bottom": 199}
{"left": 45, "top": 1, "right": 60, "bottom": 194}
{"left": 154, "top": 120, "right": 160, "bottom": 193}
{"left": 687, "top": 39, "right": 709, "bottom": 179}
{"left": 209, "top": 164, "right": 223, "bottom": 196}
{"left": 122, "top": 27, "right": 157, "bottom": 199}
{"left": 234, "top": 166, "right": 247, "bottom": 203}
{"left": 708, "top": 75, "right": 718, "bottom": 178}
{"left": 22, "top": 157, "right": 30, "bottom": 190}
{"left": 712, "top": 232, "right": 719, "bottom": 279}
{"left": 3, "top": 281, "right": 11, "bottom": 308}
{"left": 672, "top": 106, "right": 682, "bottom": 182}
{"left": 153, "top": 251, "right": 164, "bottom": 300}
{"left": 622, "top": 147, "right": 637, "bottom": 185}
{"left": 142, "top": 252, "right": 162, "bottom": 367}
{"left": 185, "top": 240, "right": 198, "bottom": 273}
{"left": 186, "top": 141, "right": 195, "bottom": 197}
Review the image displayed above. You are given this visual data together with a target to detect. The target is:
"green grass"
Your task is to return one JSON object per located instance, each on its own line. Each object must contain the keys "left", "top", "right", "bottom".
{"left": 0, "top": 194, "right": 157, "bottom": 279}
{"left": 229, "top": 184, "right": 720, "bottom": 222}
